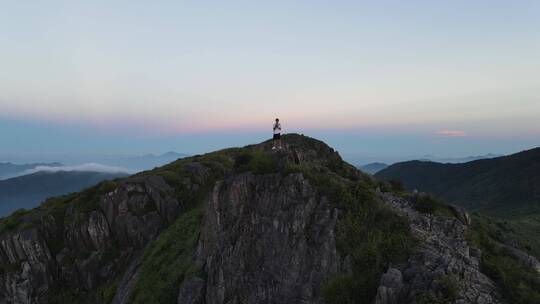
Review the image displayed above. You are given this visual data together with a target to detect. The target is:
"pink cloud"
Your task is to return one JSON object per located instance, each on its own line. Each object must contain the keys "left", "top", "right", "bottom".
{"left": 434, "top": 130, "right": 467, "bottom": 137}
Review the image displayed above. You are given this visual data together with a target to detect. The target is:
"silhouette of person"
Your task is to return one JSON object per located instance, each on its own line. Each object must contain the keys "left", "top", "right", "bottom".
{"left": 272, "top": 118, "right": 282, "bottom": 150}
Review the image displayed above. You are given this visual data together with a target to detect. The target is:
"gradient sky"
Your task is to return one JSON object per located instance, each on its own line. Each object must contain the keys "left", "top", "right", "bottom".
{"left": 1, "top": 1, "right": 539, "bottom": 164}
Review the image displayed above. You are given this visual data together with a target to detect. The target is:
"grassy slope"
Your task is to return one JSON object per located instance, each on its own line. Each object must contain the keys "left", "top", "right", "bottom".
{"left": 129, "top": 207, "right": 204, "bottom": 304}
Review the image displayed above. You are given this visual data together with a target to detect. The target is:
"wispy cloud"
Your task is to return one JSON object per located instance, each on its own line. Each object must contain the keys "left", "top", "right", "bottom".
{"left": 26, "top": 163, "right": 131, "bottom": 174}
{"left": 434, "top": 130, "right": 467, "bottom": 137}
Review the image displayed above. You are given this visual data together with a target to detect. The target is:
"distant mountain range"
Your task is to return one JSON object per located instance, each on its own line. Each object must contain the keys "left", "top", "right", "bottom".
{"left": 376, "top": 147, "right": 540, "bottom": 218}
{"left": 0, "top": 171, "right": 127, "bottom": 217}
{"left": 0, "top": 151, "right": 188, "bottom": 178}
{"left": 419, "top": 153, "right": 502, "bottom": 164}
{"left": 89, "top": 151, "right": 189, "bottom": 172}
{"left": 357, "top": 154, "right": 501, "bottom": 175}
{"left": 0, "top": 152, "right": 187, "bottom": 216}
{"left": 359, "top": 162, "right": 388, "bottom": 174}
{"left": 350, "top": 153, "right": 500, "bottom": 171}
{"left": 0, "top": 162, "right": 62, "bottom": 180}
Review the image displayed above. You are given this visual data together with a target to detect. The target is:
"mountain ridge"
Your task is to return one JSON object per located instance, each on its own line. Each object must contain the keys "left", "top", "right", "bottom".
{"left": 0, "top": 134, "right": 538, "bottom": 304}
{"left": 376, "top": 147, "right": 540, "bottom": 217}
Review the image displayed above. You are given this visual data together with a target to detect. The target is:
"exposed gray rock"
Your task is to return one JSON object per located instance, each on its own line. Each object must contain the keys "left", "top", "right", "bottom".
{"left": 112, "top": 253, "right": 143, "bottom": 304}
{"left": 374, "top": 268, "right": 403, "bottom": 304}
{"left": 380, "top": 193, "right": 505, "bottom": 304}
{"left": 177, "top": 277, "right": 205, "bottom": 304}
{"left": 502, "top": 245, "right": 540, "bottom": 273}
{"left": 469, "top": 247, "right": 482, "bottom": 259}
{"left": 449, "top": 204, "right": 471, "bottom": 226}
{"left": 196, "top": 172, "right": 340, "bottom": 304}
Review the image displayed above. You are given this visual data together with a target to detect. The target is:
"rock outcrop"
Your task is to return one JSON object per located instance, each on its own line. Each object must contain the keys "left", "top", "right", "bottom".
{"left": 187, "top": 172, "right": 339, "bottom": 304}
{"left": 377, "top": 193, "right": 504, "bottom": 304}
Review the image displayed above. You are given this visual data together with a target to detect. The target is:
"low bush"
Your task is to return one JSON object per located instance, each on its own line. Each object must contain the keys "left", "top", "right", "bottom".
{"left": 388, "top": 179, "right": 405, "bottom": 192}
{"left": 407, "top": 193, "right": 455, "bottom": 218}
{"left": 0, "top": 209, "right": 30, "bottom": 233}
{"left": 234, "top": 149, "right": 278, "bottom": 174}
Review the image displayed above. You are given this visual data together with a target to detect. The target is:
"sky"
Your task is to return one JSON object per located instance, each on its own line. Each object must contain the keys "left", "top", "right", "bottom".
{"left": 1, "top": 1, "right": 539, "bottom": 165}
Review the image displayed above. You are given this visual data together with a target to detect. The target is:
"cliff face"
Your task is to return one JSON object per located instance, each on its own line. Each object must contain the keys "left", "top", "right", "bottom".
{"left": 0, "top": 175, "right": 187, "bottom": 303}
{"left": 0, "top": 134, "right": 535, "bottom": 304}
{"left": 192, "top": 172, "right": 339, "bottom": 303}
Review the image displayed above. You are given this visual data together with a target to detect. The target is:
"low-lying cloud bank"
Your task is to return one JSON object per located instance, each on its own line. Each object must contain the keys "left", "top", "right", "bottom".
{"left": 26, "top": 163, "right": 132, "bottom": 175}
{"left": 434, "top": 130, "right": 467, "bottom": 137}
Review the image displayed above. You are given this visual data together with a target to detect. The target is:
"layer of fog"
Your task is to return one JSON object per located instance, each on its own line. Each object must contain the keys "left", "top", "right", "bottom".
{"left": 25, "top": 163, "right": 132, "bottom": 175}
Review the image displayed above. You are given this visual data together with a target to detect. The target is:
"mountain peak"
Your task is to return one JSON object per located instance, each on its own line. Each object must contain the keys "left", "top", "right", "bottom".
{"left": 0, "top": 135, "right": 536, "bottom": 303}
{"left": 248, "top": 133, "right": 344, "bottom": 166}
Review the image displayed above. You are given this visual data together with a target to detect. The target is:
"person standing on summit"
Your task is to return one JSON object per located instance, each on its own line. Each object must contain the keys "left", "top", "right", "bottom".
{"left": 272, "top": 118, "right": 282, "bottom": 150}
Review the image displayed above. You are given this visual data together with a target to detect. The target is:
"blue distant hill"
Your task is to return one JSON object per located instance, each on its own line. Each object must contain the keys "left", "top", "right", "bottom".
{"left": 0, "top": 170, "right": 127, "bottom": 217}
{"left": 0, "top": 162, "right": 62, "bottom": 180}
{"left": 359, "top": 162, "right": 388, "bottom": 174}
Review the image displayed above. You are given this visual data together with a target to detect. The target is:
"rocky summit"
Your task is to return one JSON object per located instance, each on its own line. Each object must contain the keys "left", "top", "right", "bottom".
{"left": 0, "top": 134, "right": 538, "bottom": 304}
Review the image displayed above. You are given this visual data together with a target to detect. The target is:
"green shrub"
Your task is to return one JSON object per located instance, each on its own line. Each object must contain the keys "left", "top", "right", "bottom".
{"left": 234, "top": 149, "right": 277, "bottom": 174}
{"left": 97, "top": 281, "right": 117, "bottom": 304}
{"left": 197, "top": 151, "right": 235, "bottom": 169}
{"left": 156, "top": 170, "right": 184, "bottom": 190}
{"left": 389, "top": 179, "right": 405, "bottom": 192}
{"left": 437, "top": 274, "right": 458, "bottom": 301}
{"left": 0, "top": 208, "right": 30, "bottom": 233}
{"left": 415, "top": 274, "right": 458, "bottom": 304}
{"left": 98, "top": 180, "right": 117, "bottom": 193}
{"left": 322, "top": 272, "right": 380, "bottom": 304}
{"left": 72, "top": 181, "right": 117, "bottom": 215}
{"left": 0, "top": 261, "right": 21, "bottom": 274}
{"left": 408, "top": 193, "right": 455, "bottom": 218}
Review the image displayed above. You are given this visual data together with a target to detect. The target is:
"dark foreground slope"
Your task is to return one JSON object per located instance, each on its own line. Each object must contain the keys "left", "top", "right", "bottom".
{"left": 376, "top": 148, "right": 540, "bottom": 217}
{"left": 0, "top": 171, "right": 128, "bottom": 217}
{"left": 0, "top": 134, "right": 538, "bottom": 304}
